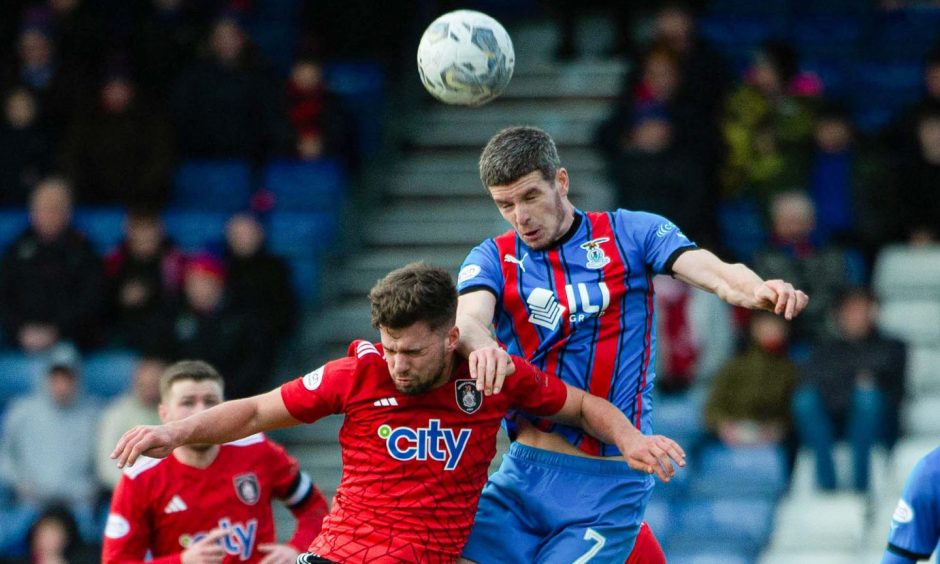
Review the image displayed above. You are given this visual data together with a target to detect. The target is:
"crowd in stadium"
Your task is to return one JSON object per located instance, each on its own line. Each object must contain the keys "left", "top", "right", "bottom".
{"left": 0, "top": 0, "right": 937, "bottom": 561}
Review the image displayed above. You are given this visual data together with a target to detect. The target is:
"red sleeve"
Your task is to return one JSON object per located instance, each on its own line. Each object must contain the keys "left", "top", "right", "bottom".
{"left": 280, "top": 356, "right": 356, "bottom": 423}
{"left": 503, "top": 356, "right": 568, "bottom": 416}
{"left": 262, "top": 440, "right": 329, "bottom": 551}
{"left": 102, "top": 474, "right": 180, "bottom": 564}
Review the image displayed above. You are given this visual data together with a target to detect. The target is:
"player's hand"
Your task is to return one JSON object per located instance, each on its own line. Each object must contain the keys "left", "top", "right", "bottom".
{"left": 111, "top": 424, "right": 178, "bottom": 469}
{"left": 753, "top": 279, "right": 809, "bottom": 321}
{"left": 258, "top": 543, "right": 301, "bottom": 564}
{"left": 620, "top": 434, "right": 686, "bottom": 483}
{"left": 181, "top": 528, "right": 228, "bottom": 564}
{"left": 468, "top": 347, "right": 515, "bottom": 396}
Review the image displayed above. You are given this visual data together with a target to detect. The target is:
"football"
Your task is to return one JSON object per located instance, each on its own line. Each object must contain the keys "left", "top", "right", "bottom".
{"left": 416, "top": 10, "right": 515, "bottom": 106}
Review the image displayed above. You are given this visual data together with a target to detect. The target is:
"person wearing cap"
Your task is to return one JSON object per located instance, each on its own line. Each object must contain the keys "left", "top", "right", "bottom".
{"left": 0, "top": 355, "right": 99, "bottom": 524}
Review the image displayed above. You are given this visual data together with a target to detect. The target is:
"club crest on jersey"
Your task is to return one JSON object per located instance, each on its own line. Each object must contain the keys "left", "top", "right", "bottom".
{"left": 455, "top": 379, "right": 482, "bottom": 414}
{"left": 233, "top": 473, "right": 260, "bottom": 505}
{"left": 580, "top": 238, "right": 611, "bottom": 269}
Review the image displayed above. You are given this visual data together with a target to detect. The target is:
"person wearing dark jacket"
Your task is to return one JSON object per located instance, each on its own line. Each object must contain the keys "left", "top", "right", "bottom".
{"left": 0, "top": 86, "right": 51, "bottom": 205}
{"left": 792, "top": 288, "right": 907, "bottom": 492}
{"left": 223, "top": 213, "right": 297, "bottom": 339}
{"left": 0, "top": 178, "right": 103, "bottom": 351}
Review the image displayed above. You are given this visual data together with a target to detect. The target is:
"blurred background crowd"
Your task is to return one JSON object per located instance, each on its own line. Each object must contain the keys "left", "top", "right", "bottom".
{"left": 0, "top": 0, "right": 937, "bottom": 562}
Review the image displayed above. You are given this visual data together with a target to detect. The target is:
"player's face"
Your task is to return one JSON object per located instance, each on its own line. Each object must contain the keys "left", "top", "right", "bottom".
{"left": 380, "top": 322, "right": 459, "bottom": 395}
{"left": 489, "top": 169, "right": 573, "bottom": 250}
{"left": 160, "top": 379, "right": 224, "bottom": 451}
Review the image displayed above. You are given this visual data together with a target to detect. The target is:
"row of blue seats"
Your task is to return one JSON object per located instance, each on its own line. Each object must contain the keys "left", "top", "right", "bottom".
{"left": 174, "top": 158, "right": 346, "bottom": 213}
{"left": 709, "top": 0, "right": 928, "bottom": 17}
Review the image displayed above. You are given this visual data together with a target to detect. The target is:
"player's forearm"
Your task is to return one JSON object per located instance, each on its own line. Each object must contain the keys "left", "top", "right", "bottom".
{"left": 565, "top": 390, "right": 644, "bottom": 453}
{"left": 456, "top": 314, "right": 500, "bottom": 356}
{"left": 711, "top": 262, "right": 766, "bottom": 309}
{"left": 166, "top": 398, "right": 264, "bottom": 447}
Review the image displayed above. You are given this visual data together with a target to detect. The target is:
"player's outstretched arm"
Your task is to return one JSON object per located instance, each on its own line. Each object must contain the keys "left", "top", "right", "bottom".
{"left": 111, "top": 388, "right": 301, "bottom": 468}
{"left": 457, "top": 290, "right": 514, "bottom": 395}
{"left": 672, "top": 249, "right": 809, "bottom": 320}
{"left": 552, "top": 385, "right": 686, "bottom": 482}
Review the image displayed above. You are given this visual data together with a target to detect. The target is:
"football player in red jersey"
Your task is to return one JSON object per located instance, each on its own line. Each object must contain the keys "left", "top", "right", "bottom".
{"left": 102, "top": 360, "right": 329, "bottom": 564}
{"left": 112, "top": 262, "right": 685, "bottom": 564}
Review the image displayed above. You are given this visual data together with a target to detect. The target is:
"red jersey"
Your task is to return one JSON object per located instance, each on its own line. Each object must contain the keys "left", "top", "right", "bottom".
{"left": 102, "top": 434, "right": 328, "bottom": 564}
{"left": 279, "top": 340, "right": 569, "bottom": 564}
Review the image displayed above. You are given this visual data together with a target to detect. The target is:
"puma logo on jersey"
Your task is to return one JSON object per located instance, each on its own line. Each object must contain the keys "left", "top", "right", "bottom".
{"left": 180, "top": 518, "right": 257, "bottom": 561}
{"left": 373, "top": 397, "right": 399, "bottom": 407}
{"left": 164, "top": 495, "right": 188, "bottom": 514}
{"left": 378, "top": 419, "right": 471, "bottom": 471}
{"left": 503, "top": 253, "right": 528, "bottom": 272}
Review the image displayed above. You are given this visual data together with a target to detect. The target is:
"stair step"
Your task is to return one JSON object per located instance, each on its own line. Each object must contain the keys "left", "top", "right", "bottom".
{"left": 362, "top": 218, "right": 504, "bottom": 247}
{"left": 398, "top": 147, "right": 604, "bottom": 173}
{"left": 388, "top": 171, "right": 608, "bottom": 198}
{"left": 404, "top": 119, "right": 600, "bottom": 148}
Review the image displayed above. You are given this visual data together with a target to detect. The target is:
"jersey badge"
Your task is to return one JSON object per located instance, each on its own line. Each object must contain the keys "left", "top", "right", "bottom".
{"left": 527, "top": 287, "right": 564, "bottom": 330}
{"left": 234, "top": 473, "right": 260, "bottom": 505}
{"left": 580, "top": 238, "right": 611, "bottom": 270}
{"left": 455, "top": 379, "right": 482, "bottom": 414}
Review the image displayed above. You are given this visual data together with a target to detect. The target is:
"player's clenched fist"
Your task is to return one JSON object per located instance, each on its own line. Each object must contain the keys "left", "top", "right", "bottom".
{"left": 620, "top": 434, "right": 686, "bottom": 483}
{"left": 181, "top": 529, "right": 228, "bottom": 564}
{"left": 468, "top": 346, "right": 515, "bottom": 396}
{"left": 111, "top": 424, "right": 179, "bottom": 468}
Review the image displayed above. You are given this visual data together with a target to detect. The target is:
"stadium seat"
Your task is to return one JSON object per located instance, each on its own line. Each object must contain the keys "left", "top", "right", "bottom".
{"left": 873, "top": 245, "right": 940, "bottom": 300}
{"left": 717, "top": 198, "right": 767, "bottom": 263}
{"left": 324, "top": 62, "right": 386, "bottom": 159}
{"left": 792, "top": 16, "right": 861, "bottom": 61}
{"left": 82, "top": 350, "right": 139, "bottom": 399}
{"left": 173, "top": 160, "right": 253, "bottom": 212}
{"left": 698, "top": 16, "right": 787, "bottom": 64}
{"left": 878, "top": 300, "right": 940, "bottom": 345}
{"left": 0, "top": 210, "right": 28, "bottom": 252}
{"left": 707, "top": 0, "right": 789, "bottom": 16}
{"left": 666, "top": 551, "right": 754, "bottom": 564}
{"left": 689, "top": 444, "right": 788, "bottom": 500}
{"left": 800, "top": 60, "right": 851, "bottom": 99}
{"left": 792, "top": 0, "right": 873, "bottom": 15}
{"left": 262, "top": 159, "right": 346, "bottom": 212}
{"left": 642, "top": 500, "right": 672, "bottom": 547}
{"left": 0, "top": 505, "right": 37, "bottom": 558}
{"left": 907, "top": 345, "right": 940, "bottom": 395}
{"left": 0, "top": 354, "right": 43, "bottom": 411}
{"left": 850, "top": 61, "right": 923, "bottom": 132}
{"left": 670, "top": 498, "right": 775, "bottom": 554}
{"left": 267, "top": 212, "right": 340, "bottom": 258}
{"left": 905, "top": 395, "right": 940, "bottom": 436}
{"left": 652, "top": 392, "right": 705, "bottom": 453}
{"left": 864, "top": 9, "right": 940, "bottom": 61}
{"left": 72, "top": 207, "right": 126, "bottom": 255}
{"left": 287, "top": 257, "right": 321, "bottom": 304}
{"left": 162, "top": 210, "right": 229, "bottom": 253}
{"left": 250, "top": 23, "right": 299, "bottom": 75}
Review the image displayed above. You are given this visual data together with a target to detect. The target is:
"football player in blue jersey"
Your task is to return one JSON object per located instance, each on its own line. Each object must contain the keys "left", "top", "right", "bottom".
{"left": 883, "top": 446, "right": 940, "bottom": 563}
{"left": 456, "top": 126, "right": 809, "bottom": 563}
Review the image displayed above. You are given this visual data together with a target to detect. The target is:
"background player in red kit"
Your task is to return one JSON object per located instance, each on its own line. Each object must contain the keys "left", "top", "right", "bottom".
{"left": 111, "top": 262, "right": 685, "bottom": 564}
{"left": 102, "top": 360, "right": 329, "bottom": 564}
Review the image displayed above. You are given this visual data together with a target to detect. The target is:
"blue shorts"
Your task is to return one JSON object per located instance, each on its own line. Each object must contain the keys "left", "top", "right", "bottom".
{"left": 462, "top": 442, "right": 653, "bottom": 564}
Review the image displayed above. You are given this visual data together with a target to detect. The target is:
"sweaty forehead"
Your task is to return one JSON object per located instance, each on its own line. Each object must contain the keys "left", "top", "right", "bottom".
{"left": 489, "top": 171, "right": 551, "bottom": 201}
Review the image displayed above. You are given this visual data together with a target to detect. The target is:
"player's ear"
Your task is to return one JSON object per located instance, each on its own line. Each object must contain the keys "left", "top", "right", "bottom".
{"left": 158, "top": 403, "right": 169, "bottom": 424}
{"left": 444, "top": 325, "right": 459, "bottom": 353}
{"left": 555, "top": 168, "right": 569, "bottom": 197}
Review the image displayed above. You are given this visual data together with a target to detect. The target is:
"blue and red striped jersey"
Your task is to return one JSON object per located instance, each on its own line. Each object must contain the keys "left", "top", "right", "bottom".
{"left": 457, "top": 209, "right": 696, "bottom": 456}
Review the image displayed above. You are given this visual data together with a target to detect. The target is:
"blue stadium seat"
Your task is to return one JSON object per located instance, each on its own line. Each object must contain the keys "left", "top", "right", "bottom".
{"left": 717, "top": 198, "right": 767, "bottom": 263}
{"left": 287, "top": 257, "right": 320, "bottom": 304}
{"left": 792, "top": 16, "right": 861, "bottom": 61}
{"left": 666, "top": 551, "right": 754, "bottom": 564}
{"left": 262, "top": 159, "right": 346, "bottom": 212}
{"left": 708, "top": 0, "right": 790, "bottom": 16}
{"left": 698, "top": 16, "right": 787, "bottom": 54}
{"left": 792, "top": 0, "right": 873, "bottom": 15}
{"left": 0, "top": 505, "right": 37, "bottom": 558}
{"left": 864, "top": 9, "right": 940, "bottom": 61}
{"left": 801, "top": 60, "right": 851, "bottom": 99}
{"left": 162, "top": 210, "right": 229, "bottom": 253}
{"left": 0, "top": 211, "right": 28, "bottom": 252}
{"left": 689, "top": 444, "right": 788, "bottom": 499}
{"left": 83, "top": 350, "right": 139, "bottom": 399}
{"left": 850, "top": 61, "right": 923, "bottom": 132}
{"left": 670, "top": 498, "right": 776, "bottom": 554}
{"left": 73, "top": 207, "right": 126, "bottom": 255}
{"left": 250, "top": 23, "right": 299, "bottom": 75}
{"left": 267, "top": 212, "right": 339, "bottom": 258}
{"left": 0, "top": 354, "right": 43, "bottom": 411}
{"left": 173, "top": 160, "right": 253, "bottom": 212}
{"left": 642, "top": 500, "right": 672, "bottom": 546}
{"left": 652, "top": 392, "right": 705, "bottom": 452}
{"left": 324, "top": 62, "right": 386, "bottom": 159}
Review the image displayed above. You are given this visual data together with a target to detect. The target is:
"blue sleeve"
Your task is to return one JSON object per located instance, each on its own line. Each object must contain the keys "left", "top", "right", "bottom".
{"left": 885, "top": 456, "right": 940, "bottom": 562}
{"left": 457, "top": 239, "right": 503, "bottom": 298}
{"left": 614, "top": 210, "right": 697, "bottom": 275}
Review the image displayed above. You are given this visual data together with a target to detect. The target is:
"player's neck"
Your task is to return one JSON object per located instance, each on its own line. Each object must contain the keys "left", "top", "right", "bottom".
{"left": 173, "top": 444, "right": 221, "bottom": 469}
{"left": 431, "top": 353, "right": 459, "bottom": 390}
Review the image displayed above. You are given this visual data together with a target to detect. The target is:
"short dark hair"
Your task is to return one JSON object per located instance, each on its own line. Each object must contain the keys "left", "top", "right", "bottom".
{"left": 369, "top": 262, "right": 457, "bottom": 331}
{"left": 479, "top": 126, "right": 561, "bottom": 188}
{"left": 159, "top": 360, "right": 224, "bottom": 401}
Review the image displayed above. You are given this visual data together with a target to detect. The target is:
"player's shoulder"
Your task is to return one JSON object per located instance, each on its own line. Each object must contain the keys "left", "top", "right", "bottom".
{"left": 121, "top": 455, "right": 168, "bottom": 480}
{"left": 916, "top": 446, "right": 940, "bottom": 480}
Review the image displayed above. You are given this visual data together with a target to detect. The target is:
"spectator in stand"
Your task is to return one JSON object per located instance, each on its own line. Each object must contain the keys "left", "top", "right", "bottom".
{"left": 755, "top": 192, "right": 854, "bottom": 341}
{"left": 19, "top": 504, "right": 99, "bottom": 564}
{"left": 0, "top": 358, "right": 99, "bottom": 525}
{"left": 606, "top": 107, "right": 712, "bottom": 246}
{"left": 882, "top": 48, "right": 940, "bottom": 160}
{"left": 133, "top": 0, "right": 205, "bottom": 102}
{"left": 792, "top": 288, "right": 907, "bottom": 492}
{"left": 0, "top": 178, "right": 103, "bottom": 352}
{"left": 158, "top": 253, "right": 276, "bottom": 399}
{"left": 704, "top": 311, "right": 798, "bottom": 473}
{"left": 892, "top": 106, "right": 940, "bottom": 244}
{"left": 287, "top": 55, "right": 353, "bottom": 166}
{"left": 808, "top": 103, "right": 891, "bottom": 256}
{"left": 45, "top": 0, "right": 105, "bottom": 77}
{"left": 59, "top": 67, "right": 174, "bottom": 207}
{"left": 104, "top": 209, "right": 184, "bottom": 352}
{"left": 172, "top": 10, "right": 291, "bottom": 161}
{"left": 721, "top": 40, "right": 819, "bottom": 207}
{"left": 95, "top": 357, "right": 165, "bottom": 493}
{"left": 0, "top": 87, "right": 51, "bottom": 205}
{"left": 224, "top": 213, "right": 298, "bottom": 339}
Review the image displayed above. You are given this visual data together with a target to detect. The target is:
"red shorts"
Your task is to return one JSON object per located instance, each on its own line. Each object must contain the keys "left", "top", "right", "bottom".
{"left": 626, "top": 521, "right": 665, "bottom": 564}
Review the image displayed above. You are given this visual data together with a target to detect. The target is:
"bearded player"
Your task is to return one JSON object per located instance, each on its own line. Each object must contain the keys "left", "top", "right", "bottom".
{"left": 112, "top": 262, "right": 685, "bottom": 563}
{"left": 102, "top": 360, "right": 329, "bottom": 564}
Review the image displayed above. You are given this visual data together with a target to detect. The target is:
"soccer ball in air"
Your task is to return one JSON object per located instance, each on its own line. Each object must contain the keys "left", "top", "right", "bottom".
{"left": 417, "top": 10, "right": 515, "bottom": 106}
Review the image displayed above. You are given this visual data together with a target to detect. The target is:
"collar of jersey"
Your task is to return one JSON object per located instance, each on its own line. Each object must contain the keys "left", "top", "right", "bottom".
{"left": 540, "top": 208, "right": 584, "bottom": 250}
